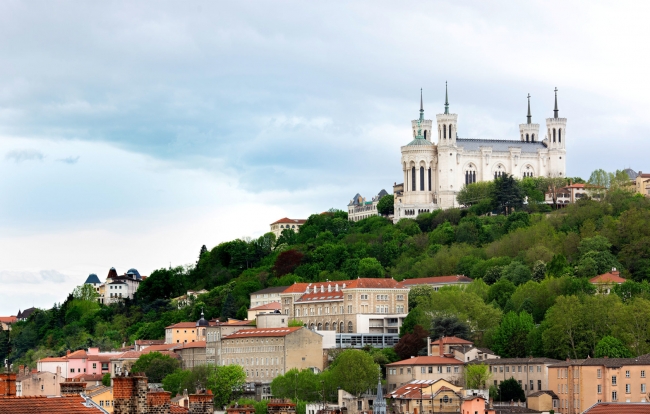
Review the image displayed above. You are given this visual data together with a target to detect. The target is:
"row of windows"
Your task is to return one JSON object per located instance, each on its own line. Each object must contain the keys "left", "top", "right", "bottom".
{"left": 521, "top": 133, "right": 536, "bottom": 142}
{"left": 550, "top": 128, "right": 563, "bottom": 143}
{"left": 224, "top": 357, "right": 282, "bottom": 366}
{"left": 493, "top": 365, "right": 542, "bottom": 373}
{"left": 408, "top": 167, "right": 432, "bottom": 192}
{"left": 246, "top": 368, "right": 282, "bottom": 377}
{"left": 492, "top": 379, "right": 542, "bottom": 392}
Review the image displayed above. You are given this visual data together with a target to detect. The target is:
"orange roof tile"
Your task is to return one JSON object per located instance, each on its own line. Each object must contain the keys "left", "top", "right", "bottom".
{"left": 166, "top": 322, "right": 199, "bottom": 329}
{"left": 584, "top": 402, "right": 650, "bottom": 413}
{"left": 281, "top": 283, "right": 311, "bottom": 294}
{"left": 590, "top": 270, "right": 626, "bottom": 284}
{"left": 171, "top": 405, "right": 190, "bottom": 413}
{"left": 386, "top": 356, "right": 464, "bottom": 366}
{"left": 66, "top": 350, "right": 88, "bottom": 359}
{"left": 0, "top": 316, "right": 17, "bottom": 323}
{"left": 271, "top": 218, "right": 307, "bottom": 225}
{"left": 71, "top": 373, "right": 104, "bottom": 382}
{"left": 0, "top": 395, "right": 103, "bottom": 413}
{"left": 178, "top": 341, "right": 206, "bottom": 349}
{"left": 396, "top": 275, "right": 472, "bottom": 287}
{"left": 249, "top": 302, "right": 282, "bottom": 311}
{"left": 433, "top": 336, "right": 473, "bottom": 346}
{"left": 223, "top": 327, "right": 301, "bottom": 339}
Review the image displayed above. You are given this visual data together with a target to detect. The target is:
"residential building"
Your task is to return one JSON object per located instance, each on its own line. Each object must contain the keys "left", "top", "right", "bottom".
{"left": 385, "top": 356, "right": 465, "bottom": 390}
{"left": 176, "top": 341, "right": 206, "bottom": 370}
{"left": 590, "top": 268, "right": 626, "bottom": 294}
{"left": 220, "top": 327, "right": 323, "bottom": 385}
{"left": 165, "top": 312, "right": 212, "bottom": 344}
{"left": 429, "top": 336, "right": 474, "bottom": 357}
{"left": 86, "top": 385, "right": 115, "bottom": 413}
{"left": 635, "top": 172, "right": 650, "bottom": 197}
{"left": 475, "top": 357, "right": 561, "bottom": 396}
{"left": 393, "top": 183, "right": 404, "bottom": 209}
{"left": 0, "top": 316, "right": 16, "bottom": 331}
{"left": 270, "top": 218, "right": 306, "bottom": 238}
{"left": 16, "top": 307, "right": 37, "bottom": 322}
{"left": 526, "top": 390, "right": 559, "bottom": 412}
{"left": 0, "top": 395, "right": 104, "bottom": 413}
{"left": 347, "top": 190, "right": 389, "bottom": 222}
{"left": 172, "top": 290, "right": 209, "bottom": 308}
{"left": 394, "top": 88, "right": 567, "bottom": 219}
{"left": 250, "top": 286, "right": 287, "bottom": 308}
{"left": 396, "top": 275, "right": 473, "bottom": 291}
{"left": 85, "top": 273, "right": 102, "bottom": 293}
{"left": 37, "top": 348, "right": 120, "bottom": 379}
{"left": 15, "top": 365, "right": 64, "bottom": 396}
{"left": 109, "top": 350, "right": 180, "bottom": 376}
{"left": 134, "top": 339, "right": 165, "bottom": 351}
{"left": 280, "top": 279, "right": 409, "bottom": 335}
{"left": 87, "top": 268, "right": 145, "bottom": 305}
{"left": 460, "top": 395, "right": 496, "bottom": 414}
{"left": 248, "top": 302, "right": 282, "bottom": 321}
{"left": 451, "top": 346, "right": 499, "bottom": 363}
{"left": 205, "top": 319, "right": 256, "bottom": 365}
{"left": 548, "top": 355, "right": 650, "bottom": 414}
{"left": 387, "top": 379, "right": 463, "bottom": 414}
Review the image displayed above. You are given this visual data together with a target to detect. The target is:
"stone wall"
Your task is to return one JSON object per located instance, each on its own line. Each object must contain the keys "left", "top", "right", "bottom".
{"left": 60, "top": 379, "right": 87, "bottom": 395}
{"left": 113, "top": 374, "right": 148, "bottom": 414}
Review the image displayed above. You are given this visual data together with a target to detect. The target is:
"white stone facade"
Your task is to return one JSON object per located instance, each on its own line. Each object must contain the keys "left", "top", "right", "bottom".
{"left": 394, "top": 88, "right": 567, "bottom": 221}
{"left": 347, "top": 189, "right": 389, "bottom": 222}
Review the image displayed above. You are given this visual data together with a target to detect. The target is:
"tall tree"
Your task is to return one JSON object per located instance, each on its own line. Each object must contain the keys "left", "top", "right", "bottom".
{"left": 430, "top": 314, "right": 471, "bottom": 341}
{"left": 207, "top": 364, "right": 247, "bottom": 409}
{"left": 221, "top": 293, "right": 238, "bottom": 320}
{"left": 394, "top": 325, "right": 429, "bottom": 359}
{"left": 594, "top": 336, "right": 633, "bottom": 358}
{"left": 465, "top": 364, "right": 491, "bottom": 389}
{"left": 377, "top": 194, "right": 395, "bottom": 216}
{"left": 492, "top": 174, "right": 524, "bottom": 215}
{"left": 497, "top": 378, "right": 526, "bottom": 402}
{"left": 131, "top": 352, "right": 181, "bottom": 383}
{"left": 329, "top": 350, "right": 379, "bottom": 398}
{"left": 491, "top": 311, "right": 535, "bottom": 358}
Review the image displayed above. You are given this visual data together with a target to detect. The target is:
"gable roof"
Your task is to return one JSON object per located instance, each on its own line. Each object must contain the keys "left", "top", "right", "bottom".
{"left": 590, "top": 269, "right": 626, "bottom": 284}
{"left": 528, "top": 390, "right": 559, "bottom": 399}
{"left": 16, "top": 307, "right": 37, "bottom": 320}
{"left": 584, "top": 402, "right": 650, "bottom": 413}
{"left": 249, "top": 302, "right": 282, "bottom": 311}
{"left": 166, "top": 322, "right": 199, "bottom": 329}
{"left": 386, "top": 356, "right": 464, "bottom": 366}
{"left": 396, "top": 275, "right": 472, "bottom": 287}
{"left": 223, "top": 327, "right": 302, "bottom": 339}
{"left": 0, "top": 316, "right": 17, "bottom": 324}
{"left": 0, "top": 395, "right": 103, "bottom": 413}
{"left": 432, "top": 336, "right": 473, "bottom": 346}
{"left": 388, "top": 379, "right": 460, "bottom": 399}
{"left": 282, "top": 283, "right": 312, "bottom": 294}
{"left": 250, "top": 286, "right": 288, "bottom": 296}
{"left": 271, "top": 218, "right": 307, "bottom": 225}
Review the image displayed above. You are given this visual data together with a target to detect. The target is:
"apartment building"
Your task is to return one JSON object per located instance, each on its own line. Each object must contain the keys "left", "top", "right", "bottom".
{"left": 386, "top": 356, "right": 465, "bottom": 390}
{"left": 548, "top": 356, "right": 650, "bottom": 414}
{"left": 15, "top": 365, "right": 65, "bottom": 396}
{"left": 250, "top": 286, "right": 287, "bottom": 308}
{"left": 270, "top": 218, "right": 306, "bottom": 238}
{"left": 205, "top": 319, "right": 256, "bottom": 365}
{"left": 396, "top": 275, "right": 473, "bottom": 291}
{"left": 473, "top": 358, "right": 561, "bottom": 396}
{"left": 388, "top": 379, "right": 463, "bottom": 414}
{"left": 165, "top": 312, "right": 212, "bottom": 344}
{"left": 220, "top": 327, "right": 323, "bottom": 385}
{"left": 280, "top": 279, "right": 409, "bottom": 334}
{"left": 37, "top": 348, "right": 120, "bottom": 379}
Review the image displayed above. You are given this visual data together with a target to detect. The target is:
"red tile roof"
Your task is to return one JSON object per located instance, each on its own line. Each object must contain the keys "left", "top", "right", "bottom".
{"left": 70, "top": 373, "right": 104, "bottom": 382}
{"left": 0, "top": 316, "right": 17, "bottom": 324}
{"left": 282, "top": 283, "right": 311, "bottom": 294}
{"left": 135, "top": 339, "right": 165, "bottom": 346}
{"left": 396, "top": 275, "right": 473, "bottom": 287}
{"left": 171, "top": 405, "right": 190, "bottom": 413}
{"left": 271, "top": 218, "right": 307, "bottom": 225}
{"left": 388, "top": 379, "right": 459, "bottom": 399}
{"left": 223, "top": 327, "right": 302, "bottom": 339}
{"left": 345, "top": 278, "right": 402, "bottom": 289}
{"left": 0, "top": 395, "right": 103, "bottom": 413}
{"left": 386, "top": 356, "right": 464, "bottom": 366}
{"left": 590, "top": 269, "right": 626, "bottom": 284}
{"left": 166, "top": 322, "right": 199, "bottom": 329}
{"left": 295, "top": 292, "right": 344, "bottom": 303}
{"left": 178, "top": 341, "right": 206, "bottom": 349}
{"left": 67, "top": 350, "right": 88, "bottom": 359}
{"left": 142, "top": 344, "right": 183, "bottom": 352}
{"left": 584, "top": 402, "right": 650, "bottom": 413}
{"left": 433, "top": 336, "right": 473, "bottom": 346}
{"left": 249, "top": 302, "right": 282, "bottom": 311}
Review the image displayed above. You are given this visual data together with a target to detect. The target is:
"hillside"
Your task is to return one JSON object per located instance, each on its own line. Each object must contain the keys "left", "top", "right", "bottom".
{"left": 3, "top": 186, "right": 650, "bottom": 368}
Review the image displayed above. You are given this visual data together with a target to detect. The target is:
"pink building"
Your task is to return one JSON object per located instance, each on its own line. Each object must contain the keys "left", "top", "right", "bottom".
{"left": 460, "top": 396, "right": 495, "bottom": 414}
{"left": 37, "top": 348, "right": 122, "bottom": 379}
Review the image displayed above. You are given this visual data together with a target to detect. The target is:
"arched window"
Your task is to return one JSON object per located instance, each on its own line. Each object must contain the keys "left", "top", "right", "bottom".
{"left": 347, "top": 322, "right": 353, "bottom": 333}
{"left": 443, "top": 125, "right": 447, "bottom": 139}
{"left": 317, "top": 323, "right": 322, "bottom": 330}
{"left": 296, "top": 309, "right": 300, "bottom": 317}
{"left": 411, "top": 167, "right": 416, "bottom": 191}
{"left": 559, "top": 129, "right": 562, "bottom": 142}
{"left": 340, "top": 322, "right": 344, "bottom": 332}
{"left": 532, "top": 133, "right": 535, "bottom": 141}
{"left": 325, "top": 322, "right": 329, "bottom": 330}
{"left": 553, "top": 128, "right": 556, "bottom": 142}
{"left": 420, "top": 167, "right": 424, "bottom": 191}
{"left": 428, "top": 168, "right": 432, "bottom": 191}
{"left": 424, "top": 130, "right": 427, "bottom": 140}
{"left": 526, "top": 134, "right": 529, "bottom": 142}
{"left": 449, "top": 124, "right": 452, "bottom": 139}
{"left": 438, "top": 126, "right": 441, "bottom": 140}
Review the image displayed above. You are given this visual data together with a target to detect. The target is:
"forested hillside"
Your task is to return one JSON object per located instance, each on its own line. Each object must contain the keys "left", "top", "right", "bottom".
{"left": 3, "top": 183, "right": 650, "bottom": 369}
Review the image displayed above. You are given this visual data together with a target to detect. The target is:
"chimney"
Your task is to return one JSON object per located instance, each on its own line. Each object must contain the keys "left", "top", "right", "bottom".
{"left": 0, "top": 372, "right": 16, "bottom": 397}
{"left": 147, "top": 390, "right": 171, "bottom": 412}
{"left": 60, "top": 379, "right": 87, "bottom": 396}
{"left": 66, "top": 350, "right": 71, "bottom": 356}
{"left": 113, "top": 373, "right": 148, "bottom": 414}
{"left": 189, "top": 390, "right": 214, "bottom": 414}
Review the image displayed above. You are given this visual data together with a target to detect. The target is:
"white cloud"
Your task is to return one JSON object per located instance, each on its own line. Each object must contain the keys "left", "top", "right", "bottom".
{"left": 5, "top": 149, "right": 44, "bottom": 162}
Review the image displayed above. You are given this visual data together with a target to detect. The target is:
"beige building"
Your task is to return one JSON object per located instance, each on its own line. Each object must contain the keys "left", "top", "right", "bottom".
{"left": 270, "top": 218, "right": 306, "bottom": 238}
{"left": 15, "top": 366, "right": 64, "bottom": 396}
{"left": 387, "top": 379, "right": 463, "bottom": 414}
{"left": 205, "top": 319, "right": 256, "bottom": 365}
{"left": 86, "top": 385, "right": 114, "bottom": 413}
{"left": 527, "top": 390, "right": 559, "bottom": 412}
{"left": 386, "top": 356, "right": 465, "bottom": 390}
{"left": 220, "top": 327, "right": 323, "bottom": 384}
{"left": 396, "top": 275, "right": 473, "bottom": 291}
{"left": 0, "top": 316, "right": 16, "bottom": 331}
{"left": 474, "top": 357, "right": 560, "bottom": 396}
{"left": 248, "top": 302, "right": 282, "bottom": 321}
{"left": 548, "top": 356, "right": 650, "bottom": 414}
{"left": 635, "top": 172, "right": 650, "bottom": 196}
{"left": 347, "top": 190, "right": 389, "bottom": 222}
{"left": 165, "top": 313, "right": 212, "bottom": 344}
{"left": 250, "top": 286, "right": 287, "bottom": 308}
{"left": 590, "top": 268, "right": 626, "bottom": 294}
{"left": 176, "top": 341, "right": 206, "bottom": 370}
{"left": 280, "top": 279, "right": 409, "bottom": 334}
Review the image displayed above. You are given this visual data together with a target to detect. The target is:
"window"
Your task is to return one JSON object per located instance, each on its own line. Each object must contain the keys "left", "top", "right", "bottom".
{"left": 437, "top": 366, "right": 442, "bottom": 373}
{"left": 506, "top": 367, "right": 509, "bottom": 373}
{"left": 537, "top": 365, "right": 541, "bottom": 372}
{"left": 612, "top": 391, "right": 618, "bottom": 401}
{"left": 446, "top": 366, "right": 451, "bottom": 373}
{"left": 348, "top": 295, "right": 352, "bottom": 300}
{"left": 347, "top": 305, "right": 352, "bottom": 314}
{"left": 613, "top": 376, "right": 617, "bottom": 385}
{"left": 626, "top": 384, "right": 631, "bottom": 394}
{"left": 626, "top": 370, "right": 631, "bottom": 378}
{"left": 643, "top": 370, "right": 646, "bottom": 378}
{"left": 597, "top": 369, "right": 602, "bottom": 378}
{"left": 518, "top": 366, "right": 522, "bottom": 372}
{"left": 538, "top": 380, "right": 541, "bottom": 391}
{"left": 397, "top": 295, "right": 404, "bottom": 301}
{"left": 530, "top": 380, "right": 534, "bottom": 391}
{"left": 642, "top": 384, "right": 646, "bottom": 393}
{"left": 421, "top": 367, "right": 426, "bottom": 374}
{"left": 454, "top": 367, "right": 459, "bottom": 373}
{"left": 397, "top": 305, "right": 404, "bottom": 313}
{"left": 597, "top": 384, "right": 602, "bottom": 394}
{"left": 428, "top": 367, "right": 433, "bottom": 373}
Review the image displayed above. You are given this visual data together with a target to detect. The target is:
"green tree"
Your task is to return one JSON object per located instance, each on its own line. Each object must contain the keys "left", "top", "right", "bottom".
{"left": 162, "top": 369, "right": 191, "bottom": 397}
{"left": 221, "top": 293, "right": 238, "bottom": 321}
{"left": 270, "top": 368, "right": 320, "bottom": 401}
{"left": 491, "top": 311, "right": 535, "bottom": 358}
{"left": 102, "top": 373, "right": 111, "bottom": 387}
{"left": 430, "top": 314, "right": 471, "bottom": 341}
{"left": 457, "top": 181, "right": 494, "bottom": 206}
{"left": 357, "top": 258, "right": 384, "bottom": 278}
{"left": 207, "top": 364, "right": 247, "bottom": 409}
{"left": 493, "top": 174, "right": 525, "bottom": 215}
{"left": 407, "top": 284, "right": 434, "bottom": 311}
{"left": 594, "top": 336, "right": 633, "bottom": 358}
{"left": 329, "top": 350, "right": 379, "bottom": 398}
{"left": 487, "top": 279, "right": 516, "bottom": 309}
{"left": 377, "top": 195, "right": 395, "bottom": 216}
{"left": 72, "top": 284, "right": 99, "bottom": 302}
{"left": 542, "top": 296, "right": 584, "bottom": 359}
{"left": 131, "top": 352, "right": 181, "bottom": 383}
{"left": 497, "top": 378, "right": 526, "bottom": 402}
{"left": 465, "top": 364, "right": 491, "bottom": 389}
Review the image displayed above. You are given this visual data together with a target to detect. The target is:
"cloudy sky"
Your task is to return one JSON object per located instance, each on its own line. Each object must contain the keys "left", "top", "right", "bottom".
{"left": 1, "top": 1, "right": 649, "bottom": 314}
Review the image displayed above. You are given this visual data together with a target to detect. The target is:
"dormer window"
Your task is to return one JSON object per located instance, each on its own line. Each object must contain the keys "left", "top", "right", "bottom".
{"left": 335, "top": 285, "right": 339, "bottom": 292}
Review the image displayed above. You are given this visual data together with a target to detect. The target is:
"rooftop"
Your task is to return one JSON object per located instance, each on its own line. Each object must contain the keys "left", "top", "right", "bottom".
{"left": 456, "top": 138, "right": 547, "bottom": 153}
{"left": 470, "top": 357, "right": 561, "bottom": 365}
{"left": 550, "top": 354, "right": 650, "bottom": 368}
{"left": 590, "top": 269, "right": 626, "bottom": 284}
{"left": 584, "top": 402, "right": 650, "bottom": 413}
{"left": 386, "top": 356, "right": 464, "bottom": 366}
{"left": 396, "top": 275, "right": 472, "bottom": 287}
{"left": 223, "top": 327, "right": 302, "bottom": 339}
{"left": 0, "top": 395, "right": 103, "bottom": 413}
{"left": 249, "top": 302, "right": 282, "bottom": 311}
{"left": 271, "top": 217, "right": 307, "bottom": 225}
{"left": 250, "top": 286, "right": 289, "bottom": 296}
{"left": 432, "top": 336, "right": 473, "bottom": 346}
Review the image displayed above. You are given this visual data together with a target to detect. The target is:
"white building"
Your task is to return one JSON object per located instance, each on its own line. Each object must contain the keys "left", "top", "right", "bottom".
{"left": 86, "top": 267, "right": 144, "bottom": 305}
{"left": 394, "top": 86, "right": 567, "bottom": 221}
{"left": 269, "top": 218, "right": 306, "bottom": 238}
{"left": 347, "top": 189, "right": 389, "bottom": 222}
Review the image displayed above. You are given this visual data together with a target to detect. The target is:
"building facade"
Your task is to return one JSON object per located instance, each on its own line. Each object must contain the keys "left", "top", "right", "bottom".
{"left": 396, "top": 275, "right": 473, "bottom": 291}
{"left": 86, "top": 268, "right": 144, "bottom": 305}
{"left": 220, "top": 327, "right": 323, "bottom": 384}
{"left": 473, "top": 357, "right": 560, "bottom": 396}
{"left": 394, "top": 87, "right": 567, "bottom": 220}
{"left": 347, "top": 190, "right": 389, "bottom": 222}
{"left": 386, "top": 356, "right": 465, "bottom": 390}
{"left": 250, "top": 287, "right": 287, "bottom": 308}
{"left": 279, "top": 279, "right": 409, "bottom": 334}
{"left": 548, "top": 356, "right": 650, "bottom": 414}
{"left": 270, "top": 218, "right": 306, "bottom": 238}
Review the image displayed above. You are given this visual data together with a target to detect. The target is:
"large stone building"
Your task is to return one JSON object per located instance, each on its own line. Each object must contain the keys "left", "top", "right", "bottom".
{"left": 86, "top": 268, "right": 144, "bottom": 305}
{"left": 270, "top": 218, "right": 306, "bottom": 238}
{"left": 474, "top": 357, "right": 561, "bottom": 396}
{"left": 549, "top": 355, "right": 650, "bottom": 414}
{"left": 347, "top": 190, "right": 389, "bottom": 222}
{"left": 394, "top": 86, "right": 567, "bottom": 220}
{"left": 385, "top": 356, "right": 465, "bottom": 390}
{"left": 279, "top": 279, "right": 408, "bottom": 335}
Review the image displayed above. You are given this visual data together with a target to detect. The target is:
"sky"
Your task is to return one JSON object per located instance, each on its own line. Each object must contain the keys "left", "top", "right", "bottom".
{"left": 1, "top": 1, "right": 649, "bottom": 314}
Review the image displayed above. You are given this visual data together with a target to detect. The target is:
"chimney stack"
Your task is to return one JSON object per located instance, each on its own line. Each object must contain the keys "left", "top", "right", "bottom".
{"left": 189, "top": 390, "right": 214, "bottom": 414}
{"left": 60, "top": 379, "right": 87, "bottom": 396}
{"left": 0, "top": 372, "right": 16, "bottom": 397}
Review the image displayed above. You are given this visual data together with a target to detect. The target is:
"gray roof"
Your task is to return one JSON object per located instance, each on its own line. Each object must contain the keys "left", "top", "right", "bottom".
{"left": 623, "top": 168, "right": 639, "bottom": 180}
{"left": 348, "top": 193, "right": 362, "bottom": 207}
{"left": 457, "top": 138, "right": 547, "bottom": 153}
{"left": 469, "top": 357, "right": 560, "bottom": 365}
{"left": 85, "top": 274, "right": 101, "bottom": 284}
{"left": 251, "top": 286, "right": 289, "bottom": 296}
{"left": 549, "top": 354, "right": 650, "bottom": 368}
{"left": 377, "top": 189, "right": 389, "bottom": 198}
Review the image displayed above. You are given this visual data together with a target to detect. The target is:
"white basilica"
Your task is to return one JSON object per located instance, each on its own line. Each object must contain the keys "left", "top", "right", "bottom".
{"left": 393, "top": 85, "right": 567, "bottom": 222}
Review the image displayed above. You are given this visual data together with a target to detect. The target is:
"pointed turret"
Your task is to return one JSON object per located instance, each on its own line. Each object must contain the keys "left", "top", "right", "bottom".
{"left": 527, "top": 93, "right": 532, "bottom": 124}
{"left": 419, "top": 88, "right": 424, "bottom": 121}
{"left": 373, "top": 376, "right": 386, "bottom": 414}
{"left": 444, "top": 81, "right": 449, "bottom": 115}
{"left": 553, "top": 87, "right": 559, "bottom": 119}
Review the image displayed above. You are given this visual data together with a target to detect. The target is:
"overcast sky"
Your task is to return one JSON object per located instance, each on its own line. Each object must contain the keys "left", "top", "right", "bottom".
{"left": 1, "top": 1, "right": 649, "bottom": 314}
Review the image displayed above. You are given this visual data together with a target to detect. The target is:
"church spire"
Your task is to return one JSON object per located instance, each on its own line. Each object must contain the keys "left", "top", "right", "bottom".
{"left": 444, "top": 81, "right": 449, "bottom": 115}
{"left": 419, "top": 88, "right": 424, "bottom": 121}
{"left": 553, "top": 87, "right": 559, "bottom": 119}
{"left": 527, "top": 93, "right": 532, "bottom": 124}
{"left": 373, "top": 376, "right": 386, "bottom": 414}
